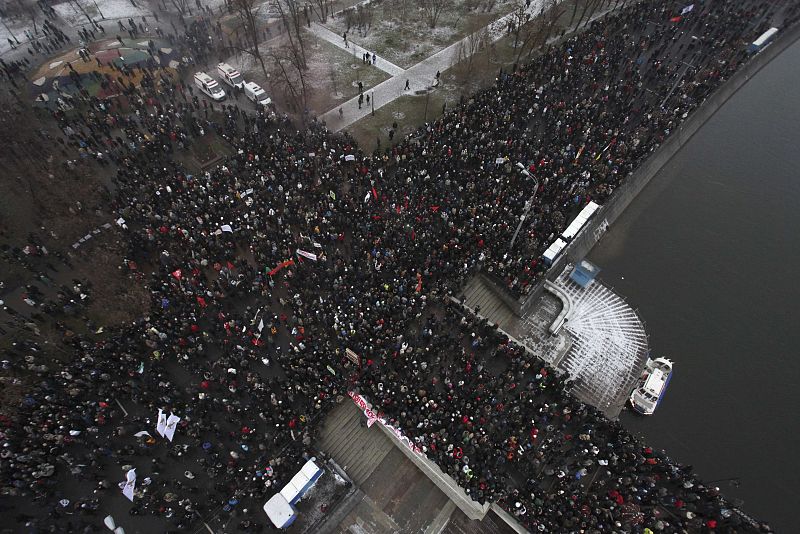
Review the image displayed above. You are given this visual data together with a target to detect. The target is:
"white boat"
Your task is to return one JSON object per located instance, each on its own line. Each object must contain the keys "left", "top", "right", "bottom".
{"left": 629, "top": 357, "right": 673, "bottom": 415}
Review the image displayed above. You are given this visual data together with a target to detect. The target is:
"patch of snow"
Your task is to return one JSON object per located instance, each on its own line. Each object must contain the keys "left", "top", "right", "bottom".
{"left": 53, "top": 0, "right": 148, "bottom": 28}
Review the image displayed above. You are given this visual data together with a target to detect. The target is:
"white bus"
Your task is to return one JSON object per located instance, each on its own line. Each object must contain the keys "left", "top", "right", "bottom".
{"left": 749, "top": 27, "right": 778, "bottom": 53}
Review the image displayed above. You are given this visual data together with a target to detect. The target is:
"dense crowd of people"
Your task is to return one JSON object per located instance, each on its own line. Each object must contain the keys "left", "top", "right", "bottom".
{"left": 3, "top": 0, "right": 799, "bottom": 531}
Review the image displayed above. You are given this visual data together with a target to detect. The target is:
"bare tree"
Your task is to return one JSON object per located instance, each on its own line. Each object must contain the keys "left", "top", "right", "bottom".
{"left": 268, "top": 46, "right": 308, "bottom": 113}
{"left": 509, "top": 1, "right": 531, "bottom": 55}
{"left": 575, "top": 0, "right": 603, "bottom": 28}
{"left": 69, "top": 0, "right": 95, "bottom": 27}
{"left": 355, "top": 4, "right": 374, "bottom": 37}
{"left": 228, "top": 0, "right": 271, "bottom": 82}
{"left": 581, "top": 0, "right": 604, "bottom": 26}
{"left": 540, "top": 0, "right": 563, "bottom": 44}
{"left": 419, "top": 0, "right": 451, "bottom": 29}
{"left": 275, "top": 0, "right": 307, "bottom": 70}
{"left": 454, "top": 23, "right": 488, "bottom": 80}
{"left": 308, "top": 0, "right": 332, "bottom": 23}
{"left": 170, "top": 0, "right": 193, "bottom": 15}
{"left": 569, "top": 0, "right": 580, "bottom": 26}
{"left": 343, "top": 8, "right": 354, "bottom": 31}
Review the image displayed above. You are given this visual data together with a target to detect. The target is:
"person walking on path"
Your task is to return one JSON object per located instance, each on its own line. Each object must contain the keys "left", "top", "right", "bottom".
{"left": 371, "top": 53, "right": 376, "bottom": 65}
{"left": 343, "top": 32, "right": 348, "bottom": 48}
{"left": 404, "top": 79, "right": 410, "bottom": 91}
{"left": 358, "top": 93, "right": 363, "bottom": 109}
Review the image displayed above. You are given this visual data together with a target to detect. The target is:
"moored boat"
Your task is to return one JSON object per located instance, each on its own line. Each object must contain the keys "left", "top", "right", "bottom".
{"left": 629, "top": 357, "right": 673, "bottom": 415}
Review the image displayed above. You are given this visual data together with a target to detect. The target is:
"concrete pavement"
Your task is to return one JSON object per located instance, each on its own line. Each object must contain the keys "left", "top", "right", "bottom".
{"left": 314, "top": 0, "right": 553, "bottom": 132}
{"left": 307, "top": 22, "right": 405, "bottom": 77}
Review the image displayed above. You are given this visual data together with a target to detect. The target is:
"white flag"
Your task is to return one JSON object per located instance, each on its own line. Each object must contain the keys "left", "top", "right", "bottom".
{"left": 156, "top": 409, "right": 167, "bottom": 437}
{"left": 220, "top": 224, "right": 233, "bottom": 233}
{"left": 120, "top": 468, "right": 136, "bottom": 501}
{"left": 164, "top": 413, "right": 181, "bottom": 442}
{"left": 258, "top": 318, "right": 265, "bottom": 332}
{"left": 681, "top": 3, "right": 694, "bottom": 15}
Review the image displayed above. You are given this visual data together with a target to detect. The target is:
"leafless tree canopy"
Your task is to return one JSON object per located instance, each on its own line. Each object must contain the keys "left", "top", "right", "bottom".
{"left": 229, "top": 0, "right": 271, "bottom": 82}
{"left": 308, "top": 0, "right": 334, "bottom": 23}
{"left": 270, "top": 0, "right": 309, "bottom": 115}
{"left": 419, "top": 0, "right": 451, "bottom": 29}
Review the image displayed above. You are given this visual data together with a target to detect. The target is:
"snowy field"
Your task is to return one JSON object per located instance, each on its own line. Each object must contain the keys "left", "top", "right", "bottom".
{"left": 52, "top": 0, "right": 149, "bottom": 28}
{"left": 0, "top": 15, "right": 41, "bottom": 55}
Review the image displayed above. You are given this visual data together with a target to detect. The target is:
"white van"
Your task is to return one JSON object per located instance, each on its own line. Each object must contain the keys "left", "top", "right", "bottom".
{"left": 244, "top": 81, "right": 271, "bottom": 107}
{"left": 194, "top": 72, "right": 226, "bottom": 101}
{"left": 217, "top": 63, "right": 245, "bottom": 89}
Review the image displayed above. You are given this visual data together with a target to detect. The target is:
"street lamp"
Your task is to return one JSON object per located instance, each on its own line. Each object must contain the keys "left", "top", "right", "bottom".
{"left": 509, "top": 162, "right": 540, "bottom": 251}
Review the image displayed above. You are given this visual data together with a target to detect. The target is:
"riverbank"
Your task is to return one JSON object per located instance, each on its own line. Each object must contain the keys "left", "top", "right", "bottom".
{"left": 587, "top": 34, "right": 800, "bottom": 531}
{"left": 519, "top": 18, "right": 800, "bottom": 315}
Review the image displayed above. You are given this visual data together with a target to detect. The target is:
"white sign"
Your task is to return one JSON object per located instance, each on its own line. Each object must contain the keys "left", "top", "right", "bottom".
{"left": 156, "top": 409, "right": 167, "bottom": 437}
{"left": 296, "top": 249, "right": 317, "bottom": 261}
{"left": 120, "top": 468, "right": 136, "bottom": 502}
{"left": 164, "top": 413, "right": 181, "bottom": 442}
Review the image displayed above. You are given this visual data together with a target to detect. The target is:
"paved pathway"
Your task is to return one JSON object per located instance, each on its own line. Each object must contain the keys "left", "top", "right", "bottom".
{"left": 307, "top": 22, "right": 405, "bottom": 77}
{"left": 312, "top": 0, "right": 552, "bottom": 132}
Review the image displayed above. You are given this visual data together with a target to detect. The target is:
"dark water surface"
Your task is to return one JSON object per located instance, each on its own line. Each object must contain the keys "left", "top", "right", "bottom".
{"left": 587, "top": 40, "right": 800, "bottom": 531}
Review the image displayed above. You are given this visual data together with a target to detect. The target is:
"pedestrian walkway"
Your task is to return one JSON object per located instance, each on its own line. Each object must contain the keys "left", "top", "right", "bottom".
{"left": 307, "top": 22, "right": 405, "bottom": 77}
{"left": 314, "top": 0, "right": 553, "bottom": 131}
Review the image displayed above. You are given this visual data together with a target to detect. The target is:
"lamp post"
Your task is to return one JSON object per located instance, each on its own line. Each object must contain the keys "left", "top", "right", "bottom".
{"left": 660, "top": 59, "right": 695, "bottom": 109}
{"left": 509, "top": 162, "right": 540, "bottom": 252}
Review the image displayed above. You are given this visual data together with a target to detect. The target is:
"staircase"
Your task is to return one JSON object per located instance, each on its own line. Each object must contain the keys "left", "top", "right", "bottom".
{"left": 317, "top": 401, "right": 394, "bottom": 486}
{"left": 460, "top": 275, "right": 520, "bottom": 335}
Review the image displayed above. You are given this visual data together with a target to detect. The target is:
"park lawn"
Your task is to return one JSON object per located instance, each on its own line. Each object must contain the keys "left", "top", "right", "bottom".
{"left": 323, "top": 0, "right": 518, "bottom": 69}
{"left": 303, "top": 35, "right": 392, "bottom": 116}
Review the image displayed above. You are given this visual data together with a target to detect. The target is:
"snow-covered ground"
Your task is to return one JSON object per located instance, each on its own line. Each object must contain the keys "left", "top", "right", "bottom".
{"left": 52, "top": 0, "right": 149, "bottom": 28}
{"left": 0, "top": 16, "right": 38, "bottom": 55}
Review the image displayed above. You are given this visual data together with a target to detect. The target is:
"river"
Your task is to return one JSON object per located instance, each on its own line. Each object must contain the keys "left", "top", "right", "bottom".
{"left": 587, "top": 39, "right": 800, "bottom": 531}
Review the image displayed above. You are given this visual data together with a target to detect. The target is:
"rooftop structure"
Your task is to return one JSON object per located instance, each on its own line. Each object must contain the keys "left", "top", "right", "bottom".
{"left": 569, "top": 259, "right": 601, "bottom": 288}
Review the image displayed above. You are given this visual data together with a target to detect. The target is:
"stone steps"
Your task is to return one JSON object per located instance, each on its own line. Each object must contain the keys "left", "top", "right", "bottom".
{"left": 317, "top": 401, "right": 394, "bottom": 487}
{"left": 462, "top": 276, "right": 518, "bottom": 332}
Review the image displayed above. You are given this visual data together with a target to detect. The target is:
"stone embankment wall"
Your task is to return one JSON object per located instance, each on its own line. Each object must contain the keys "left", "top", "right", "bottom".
{"left": 519, "top": 23, "right": 800, "bottom": 316}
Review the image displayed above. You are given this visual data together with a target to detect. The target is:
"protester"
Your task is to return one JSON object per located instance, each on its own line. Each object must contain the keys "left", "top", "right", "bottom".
{"left": 2, "top": 0, "right": 793, "bottom": 531}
